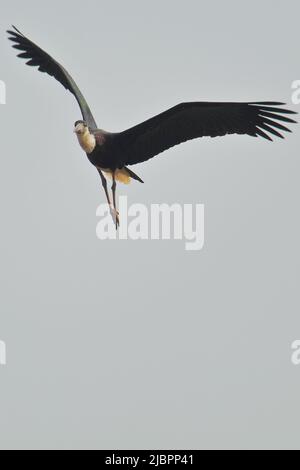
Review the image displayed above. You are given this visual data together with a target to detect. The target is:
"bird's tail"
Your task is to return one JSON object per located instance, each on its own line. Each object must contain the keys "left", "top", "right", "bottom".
{"left": 124, "top": 167, "right": 144, "bottom": 183}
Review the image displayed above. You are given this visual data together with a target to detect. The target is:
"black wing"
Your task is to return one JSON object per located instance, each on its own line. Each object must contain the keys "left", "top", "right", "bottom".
{"left": 7, "top": 26, "right": 97, "bottom": 130}
{"left": 118, "top": 102, "right": 297, "bottom": 165}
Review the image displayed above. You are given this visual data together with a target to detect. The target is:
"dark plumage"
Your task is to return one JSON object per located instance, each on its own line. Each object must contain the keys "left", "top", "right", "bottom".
{"left": 118, "top": 102, "right": 297, "bottom": 165}
{"left": 7, "top": 26, "right": 297, "bottom": 227}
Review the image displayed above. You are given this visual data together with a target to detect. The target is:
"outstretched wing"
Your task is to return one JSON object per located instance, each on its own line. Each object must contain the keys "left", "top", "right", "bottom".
{"left": 7, "top": 26, "right": 97, "bottom": 130}
{"left": 118, "top": 102, "right": 297, "bottom": 165}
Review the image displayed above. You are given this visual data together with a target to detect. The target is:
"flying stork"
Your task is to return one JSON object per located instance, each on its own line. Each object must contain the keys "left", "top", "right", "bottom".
{"left": 7, "top": 26, "right": 297, "bottom": 228}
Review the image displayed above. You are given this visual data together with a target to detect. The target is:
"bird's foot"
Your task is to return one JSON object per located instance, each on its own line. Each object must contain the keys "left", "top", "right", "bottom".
{"left": 109, "top": 204, "right": 119, "bottom": 229}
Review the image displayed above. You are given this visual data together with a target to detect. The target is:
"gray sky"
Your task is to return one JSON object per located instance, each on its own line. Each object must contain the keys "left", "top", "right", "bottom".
{"left": 0, "top": 0, "right": 300, "bottom": 450}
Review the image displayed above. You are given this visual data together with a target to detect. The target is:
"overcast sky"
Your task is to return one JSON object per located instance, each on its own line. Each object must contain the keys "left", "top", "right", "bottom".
{"left": 0, "top": 0, "right": 300, "bottom": 450}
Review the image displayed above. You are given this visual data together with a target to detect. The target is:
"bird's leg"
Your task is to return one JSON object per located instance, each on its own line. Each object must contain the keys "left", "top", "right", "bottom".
{"left": 111, "top": 172, "right": 119, "bottom": 229}
{"left": 98, "top": 169, "right": 112, "bottom": 207}
{"left": 97, "top": 168, "right": 119, "bottom": 227}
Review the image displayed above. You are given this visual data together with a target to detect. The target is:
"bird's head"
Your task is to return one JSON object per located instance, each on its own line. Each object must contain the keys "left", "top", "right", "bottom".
{"left": 74, "top": 120, "right": 88, "bottom": 135}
